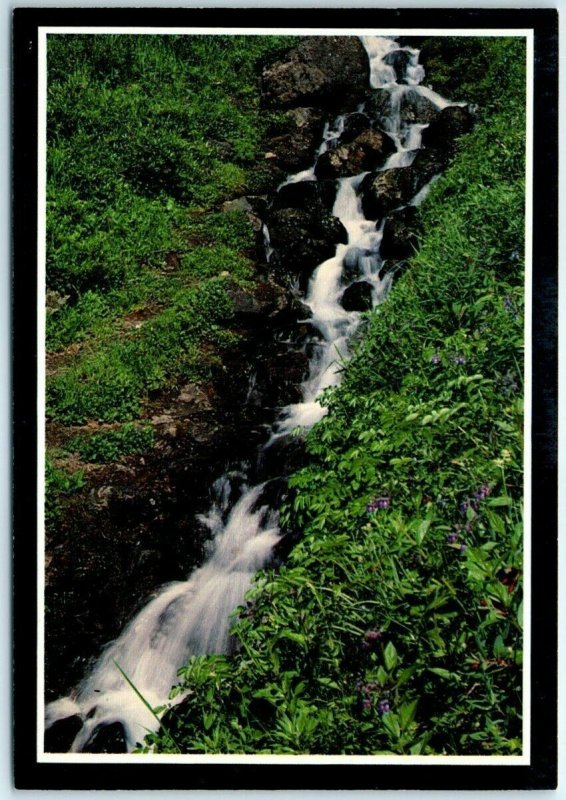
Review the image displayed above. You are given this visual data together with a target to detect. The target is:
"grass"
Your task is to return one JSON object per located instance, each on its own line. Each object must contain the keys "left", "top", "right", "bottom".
{"left": 141, "top": 36, "right": 526, "bottom": 756}
{"left": 46, "top": 35, "right": 298, "bottom": 426}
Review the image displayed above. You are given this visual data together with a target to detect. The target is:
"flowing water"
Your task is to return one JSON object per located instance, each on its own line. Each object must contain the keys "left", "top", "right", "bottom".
{"left": 45, "top": 35, "right": 453, "bottom": 753}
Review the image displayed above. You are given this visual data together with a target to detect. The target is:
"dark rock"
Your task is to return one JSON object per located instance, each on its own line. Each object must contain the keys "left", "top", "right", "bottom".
{"left": 274, "top": 179, "right": 336, "bottom": 215}
{"left": 254, "top": 346, "right": 310, "bottom": 407}
{"left": 366, "top": 87, "right": 439, "bottom": 128}
{"left": 83, "top": 722, "right": 127, "bottom": 754}
{"left": 383, "top": 49, "right": 413, "bottom": 83}
{"left": 315, "top": 128, "right": 396, "bottom": 179}
{"left": 339, "top": 112, "right": 372, "bottom": 144}
{"left": 421, "top": 105, "right": 475, "bottom": 151}
{"left": 44, "top": 715, "right": 82, "bottom": 753}
{"left": 380, "top": 205, "right": 420, "bottom": 260}
{"left": 361, "top": 148, "right": 446, "bottom": 219}
{"left": 227, "top": 281, "right": 289, "bottom": 326}
{"left": 268, "top": 207, "right": 347, "bottom": 280}
{"left": 266, "top": 107, "right": 326, "bottom": 173}
{"left": 261, "top": 36, "right": 370, "bottom": 110}
{"left": 341, "top": 281, "right": 373, "bottom": 312}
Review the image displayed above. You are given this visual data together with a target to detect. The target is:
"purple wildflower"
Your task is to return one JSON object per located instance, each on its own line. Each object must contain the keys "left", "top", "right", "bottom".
{"left": 367, "top": 496, "right": 390, "bottom": 512}
{"left": 447, "top": 531, "right": 459, "bottom": 544}
{"left": 430, "top": 353, "right": 441, "bottom": 364}
{"left": 362, "top": 699, "right": 372, "bottom": 710}
{"left": 377, "top": 699, "right": 391, "bottom": 715}
{"left": 454, "top": 355, "right": 466, "bottom": 366}
{"left": 459, "top": 543, "right": 468, "bottom": 554}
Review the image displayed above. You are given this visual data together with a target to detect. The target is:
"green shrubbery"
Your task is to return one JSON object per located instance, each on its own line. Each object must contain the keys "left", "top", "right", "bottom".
{"left": 143, "top": 37, "right": 526, "bottom": 756}
{"left": 46, "top": 35, "right": 296, "bottom": 425}
{"left": 66, "top": 423, "right": 154, "bottom": 464}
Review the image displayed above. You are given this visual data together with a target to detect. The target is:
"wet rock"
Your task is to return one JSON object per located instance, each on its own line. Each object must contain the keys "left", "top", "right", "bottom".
{"left": 360, "top": 148, "right": 445, "bottom": 220}
{"left": 254, "top": 347, "right": 310, "bottom": 407}
{"left": 339, "top": 112, "right": 373, "bottom": 144}
{"left": 268, "top": 207, "right": 347, "bottom": 281}
{"left": 340, "top": 281, "right": 373, "bottom": 312}
{"left": 315, "top": 128, "right": 396, "bottom": 179}
{"left": 366, "top": 87, "right": 439, "bottom": 128}
{"left": 274, "top": 179, "right": 337, "bottom": 216}
{"left": 44, "top": 715, "right": 82, "bottom": 753}
{"left": 261, "top": 36, "right": 370, "bottom": 110}
{"left": 342, "top": 247, "right": 380, "bottom": 283}
{"left": 383, "top": 49, "right": 413, "bottom": 83}
{"left": 266, "top": 107, "right": 327, "bottom": 173}
{"left": 380, "top": 205, "right": 420, "bottom": 260}
{"left": 421, "top": 105, "right": 475, "bottom": 151}
{"left": 83, "top": 722, "right": 127, "bottom": 754}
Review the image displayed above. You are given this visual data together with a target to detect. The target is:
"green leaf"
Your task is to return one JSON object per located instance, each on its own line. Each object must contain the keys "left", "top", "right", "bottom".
{"left": 383, "top": 641, "right": 398, "bottom": 671}
{"left": 399, "top": 699, "right": 418, "bottom": 730}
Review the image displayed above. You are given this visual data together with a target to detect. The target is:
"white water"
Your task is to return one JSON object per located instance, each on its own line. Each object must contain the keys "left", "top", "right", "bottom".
{"left": 45, "top": 35, "right": 453, "bottom": 753}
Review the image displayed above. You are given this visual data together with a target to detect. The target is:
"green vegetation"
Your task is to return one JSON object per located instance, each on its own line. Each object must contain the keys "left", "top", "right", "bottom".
{"left": 46, "top": 34, "right": 297, "bottom": 425}
{"left": 66, "top": 423, "right": 154, "bottom": 464}
{"left": 45, "top": 456, "right": 85, "bottom": 530}
{"left": 143, "top": 37, "right": 526, "bottom": 755}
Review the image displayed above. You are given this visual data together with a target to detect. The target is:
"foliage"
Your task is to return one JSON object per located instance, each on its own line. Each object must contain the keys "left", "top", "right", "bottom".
{"left": 45, "top": 456, "right": 85, "bottom": 530}
{"left": 46, "top": 35, "right": 297, "bottom": 424}
{"left": 67, "top": 423, "right": 154, "bottom": 463}
{"left": 143, "top": 37, "right": 526, "bottom": 756}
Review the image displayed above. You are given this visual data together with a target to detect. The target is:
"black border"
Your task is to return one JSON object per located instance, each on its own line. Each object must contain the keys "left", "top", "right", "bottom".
{"left": 13, "top": 6, "right": 558, "bottom": 791}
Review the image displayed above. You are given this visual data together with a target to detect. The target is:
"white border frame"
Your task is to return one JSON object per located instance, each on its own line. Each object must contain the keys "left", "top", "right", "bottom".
{"left": 36, "top": 25, "right": 534, "bottom": 767}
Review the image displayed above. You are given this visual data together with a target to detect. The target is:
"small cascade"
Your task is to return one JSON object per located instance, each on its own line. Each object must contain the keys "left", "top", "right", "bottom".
{"left": 45, "top": 34, "right": 456, "bottom": 754}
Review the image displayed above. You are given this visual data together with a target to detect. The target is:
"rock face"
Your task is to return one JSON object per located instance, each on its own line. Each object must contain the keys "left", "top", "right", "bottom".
{"left": 261, "top": 36, "right": 370, "bottom": 110}
{"left": 315, "top": 128, "right": 396, "bottom": 179}
{"left": 274, "top": 179, "right": 337, "bottom": 216}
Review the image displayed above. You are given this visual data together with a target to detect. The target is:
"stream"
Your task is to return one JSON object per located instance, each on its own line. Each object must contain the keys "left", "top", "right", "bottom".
{"left": 44, "top": 35, "right": 454, "bottom": 753}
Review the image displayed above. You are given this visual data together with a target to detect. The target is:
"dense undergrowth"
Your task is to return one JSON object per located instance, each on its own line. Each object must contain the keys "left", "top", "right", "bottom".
{"left": 143, "top": 37, "right": 527, "bottom": 755}
{"left": 46, "top": 34, "right": 296, "bottom": 427}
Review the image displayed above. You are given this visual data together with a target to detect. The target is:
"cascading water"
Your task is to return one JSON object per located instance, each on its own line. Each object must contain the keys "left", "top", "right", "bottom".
{"left": 45, "top": 35, "right": 453, "bottom": 753}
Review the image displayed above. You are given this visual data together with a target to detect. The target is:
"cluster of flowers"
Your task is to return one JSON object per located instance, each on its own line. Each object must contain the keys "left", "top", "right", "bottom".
{"left": 366, "top": 496, "right": 391, "bottom": 513}
{"left": 430, "top": 352, "right": 466, "bottom": 366}
{"left": 355, "top": 678, "right": 391, "bottom": 714}
{"left": 446, "top": 484, "right": 492, "bottom": 553}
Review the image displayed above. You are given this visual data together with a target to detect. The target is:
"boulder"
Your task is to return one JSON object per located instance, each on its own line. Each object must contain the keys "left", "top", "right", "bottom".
{"left": 366, "top": 87, "right": 439, "bottom": 128}
{"left": 383, "top": 49, "right": 413, "bottom": 83}
{"left": 261, "top": 36, "right": 370, "bottom": 110}
{"left": 341, "top": 281, "right": 373, "bottom": 312}
{"left": 274, "top": 179, "right": 337, "bottom": 216}
{"left": 227, "top": 281, "right": 290, "bottom": 327}
{"left": 380, "top": 205, "right": 420, "bottom": 260}
{"left": 421, "top": 105, "right": 475, "bottom": 151}
{"left": 266, "top": 107, "right": 326, "bottom": 173}
{"left": 339, "top": 111, "right": 373, "bottom": 144}
{"left": 315, "top": 128, "right": 396, "bottom": 179}
{"left": 268, "top": 207, "right": 347, "bottom": 279}
{"left": 361, "top": 148, "right": 446, "bottom": 219}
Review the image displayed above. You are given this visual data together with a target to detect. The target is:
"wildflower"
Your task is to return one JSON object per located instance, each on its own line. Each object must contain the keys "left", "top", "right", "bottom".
{"left": 460, "top": 500, "right": 470, "bottom": 514}
{"left": 377, "top": 699, "right": 391, "bottom": 715}
{"left": 447, "top": 531, "right": 459, "bottom": 544}
{"left": 430, "top": 353, "right": 441, "bottom": 364}
{"left": 454, "top": 355, "right": 466, "bottom": 365}
{"left": 367, "top": 496, "right": 390, "bottom": 512}
{"left": 459, "top": 543, "right": 468, "bottom": 554}
{"left": 362, "top": 698, "right": 372, "bottom": 710}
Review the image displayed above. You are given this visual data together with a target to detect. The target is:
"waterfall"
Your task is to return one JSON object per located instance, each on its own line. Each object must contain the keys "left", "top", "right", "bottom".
{"left": 45, "top": 35, "right": 451, "bottom": 753}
